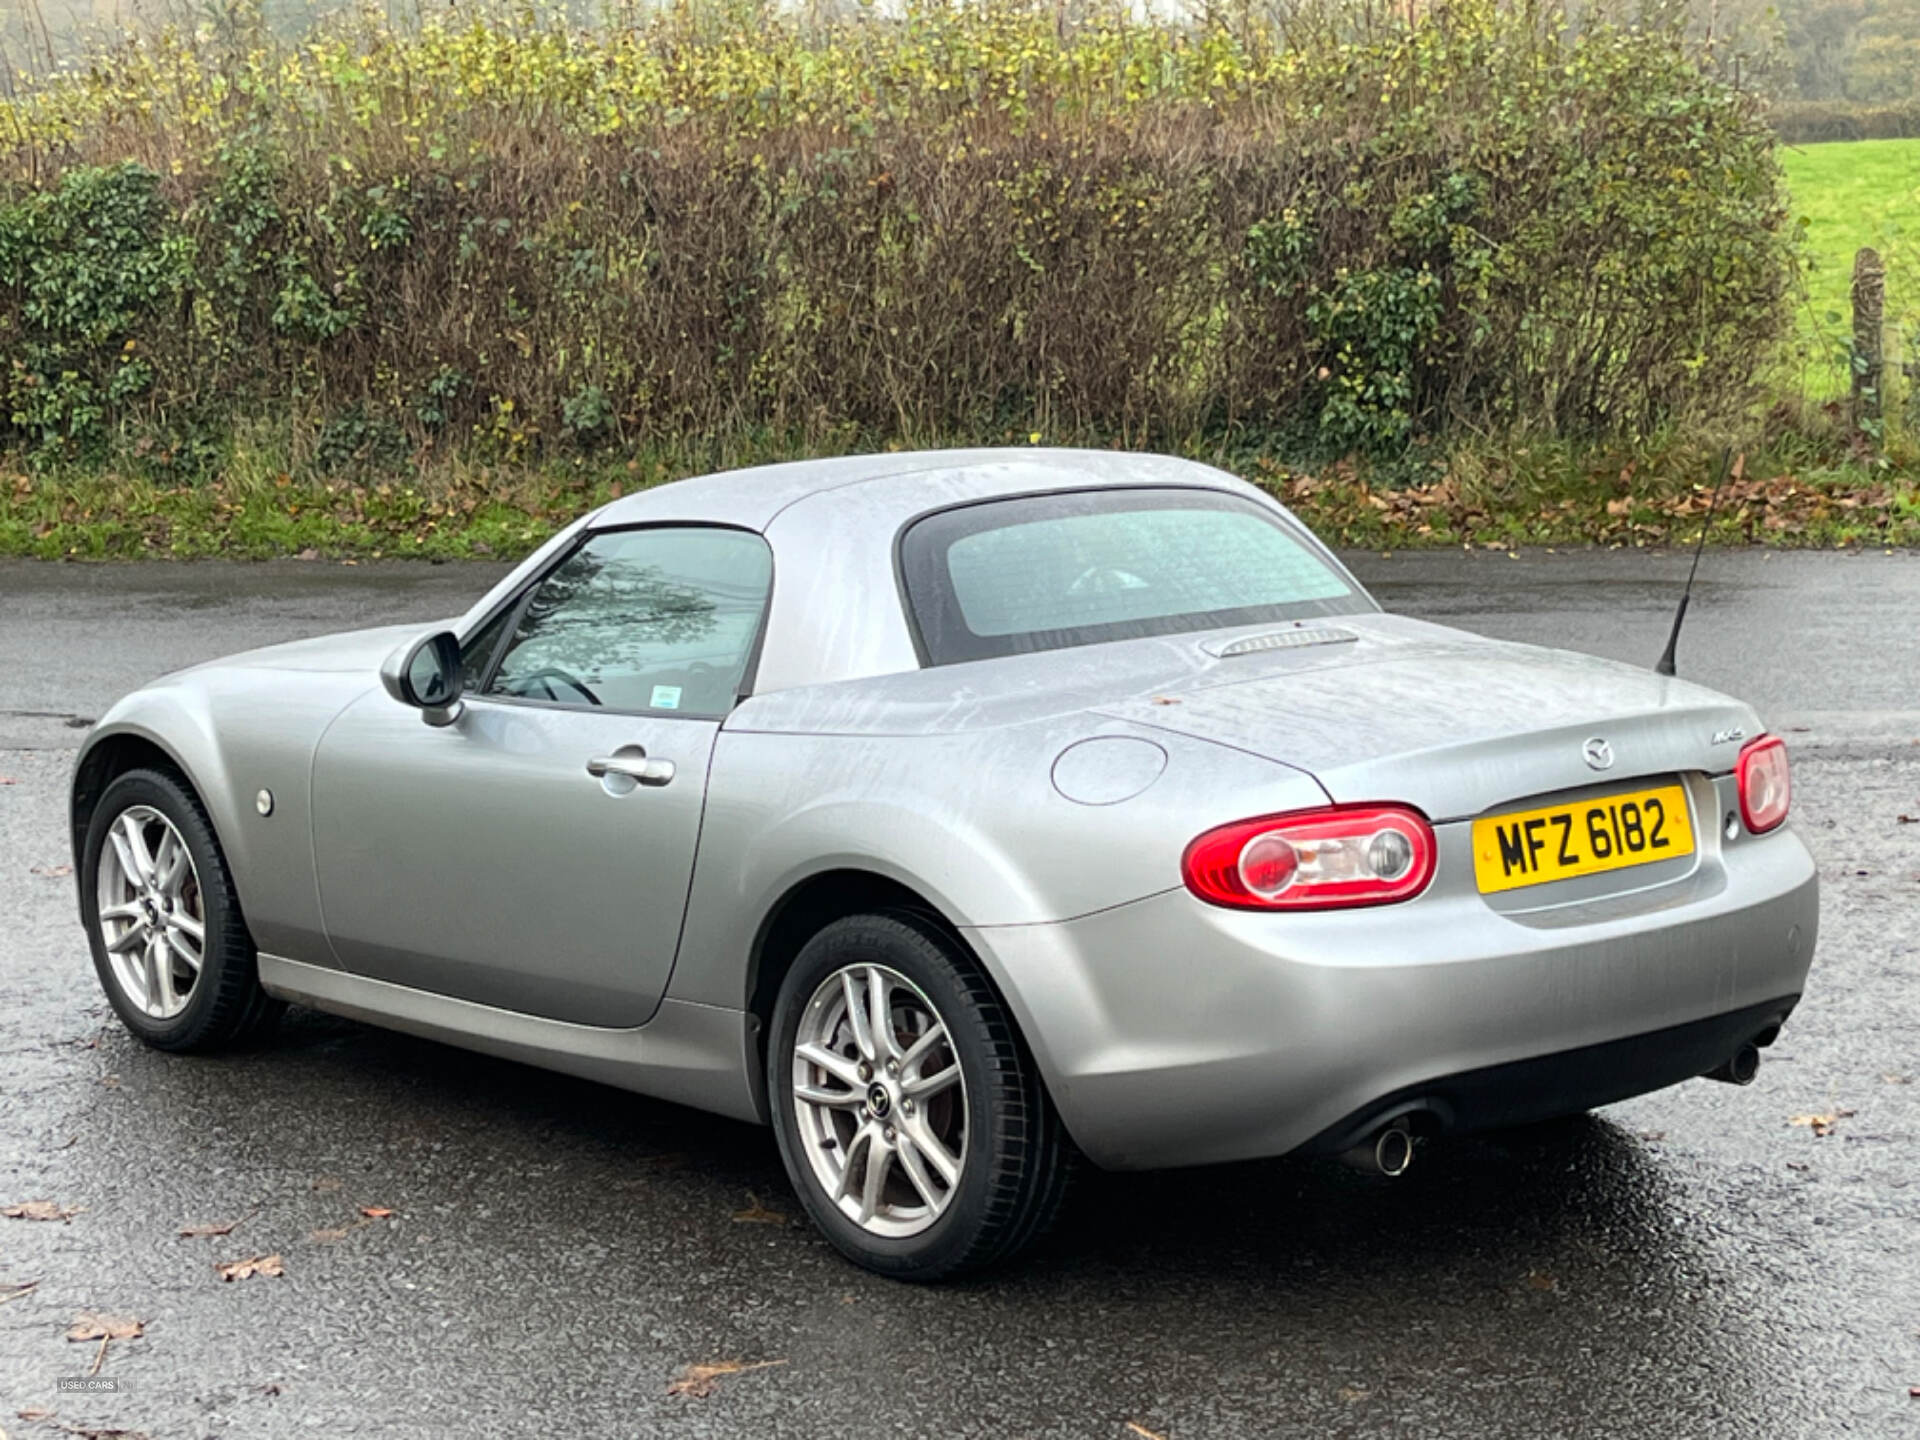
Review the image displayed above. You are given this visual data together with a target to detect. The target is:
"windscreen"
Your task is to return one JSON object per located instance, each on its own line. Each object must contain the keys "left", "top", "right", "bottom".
{"left": 899, "top": 487, "right": 1370, "bottom": 665}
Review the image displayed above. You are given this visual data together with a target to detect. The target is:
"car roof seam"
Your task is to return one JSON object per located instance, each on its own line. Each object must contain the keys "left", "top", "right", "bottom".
{"left": 755, "top": 456, "right": 1046, "bottom": 529}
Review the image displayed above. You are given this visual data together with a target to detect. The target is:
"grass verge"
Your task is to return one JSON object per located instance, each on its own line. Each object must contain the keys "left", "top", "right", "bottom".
{"left": 6, "top": 434, "right": 1917, "bottom": 563}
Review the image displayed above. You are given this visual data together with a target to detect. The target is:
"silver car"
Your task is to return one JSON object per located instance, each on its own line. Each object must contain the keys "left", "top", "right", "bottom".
{"left": 71, "top": 450, "right": 1818, "bottom": 1278}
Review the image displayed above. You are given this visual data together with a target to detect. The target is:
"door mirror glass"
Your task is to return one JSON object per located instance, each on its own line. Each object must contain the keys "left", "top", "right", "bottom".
{"left": 381, "top": 630, "right": 465, "bottom": 725}
{"left": 406, "top": 634, "right": 460, "bottom": 707}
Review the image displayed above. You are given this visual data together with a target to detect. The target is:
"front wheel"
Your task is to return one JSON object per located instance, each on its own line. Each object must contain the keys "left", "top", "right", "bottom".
{"left": 81, "top": 768, "right": 281, "bottom": 1052}
{"left": 768, "top": 914, "right": 1073, "bottom": 1280}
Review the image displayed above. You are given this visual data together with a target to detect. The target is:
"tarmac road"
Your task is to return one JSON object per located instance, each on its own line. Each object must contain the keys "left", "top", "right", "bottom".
{"left": 1, "top": 549, "right": 1917, "bottom": 1439}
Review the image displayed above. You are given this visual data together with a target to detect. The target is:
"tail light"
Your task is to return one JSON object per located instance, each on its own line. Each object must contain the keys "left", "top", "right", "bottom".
{"left": 1736, "top": 734, "right": 1791, "bottom": 833}
{"left": 1183, "top": 804, "right": 1437, "bottom": 911}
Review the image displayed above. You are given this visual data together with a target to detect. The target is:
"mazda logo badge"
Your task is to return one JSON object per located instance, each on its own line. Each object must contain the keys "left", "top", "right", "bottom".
{"left": 1583, "top": 737, "right": 1615, "bottom": 771}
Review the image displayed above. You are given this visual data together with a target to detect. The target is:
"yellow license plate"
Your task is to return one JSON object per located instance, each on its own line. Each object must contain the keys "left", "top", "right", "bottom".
{"left": 1472, "top": 783, "right": 1695, "bottom": 894}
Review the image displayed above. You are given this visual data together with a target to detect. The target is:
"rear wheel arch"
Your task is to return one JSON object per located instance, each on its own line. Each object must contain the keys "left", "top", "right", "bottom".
{"left": 746, "top": 869, "right": 959, "bottom": 1037}
{"left": 743, "top": 869, "right": 1046, "bottom": 1111}
{"left": 757, "top": 896, "right": 1078, "bottom": 1277}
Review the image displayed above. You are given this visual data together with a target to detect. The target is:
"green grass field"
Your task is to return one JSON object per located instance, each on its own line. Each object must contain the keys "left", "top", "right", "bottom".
{"left": 1780, "top": 136, "right": 1920, "bottom": 398}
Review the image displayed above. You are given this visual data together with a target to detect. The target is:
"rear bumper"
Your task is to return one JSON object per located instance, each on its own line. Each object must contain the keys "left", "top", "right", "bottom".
{"left": 965, "top": 823, "right": 1818, "bottom": 1170}
{"left": 1297, "top": 994, "right": 1796, "bottom": 1154}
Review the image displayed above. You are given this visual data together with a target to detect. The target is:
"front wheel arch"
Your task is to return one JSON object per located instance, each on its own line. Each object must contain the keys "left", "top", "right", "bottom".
{"left": 71, "top": 731, "right": 201, "bottom": 874}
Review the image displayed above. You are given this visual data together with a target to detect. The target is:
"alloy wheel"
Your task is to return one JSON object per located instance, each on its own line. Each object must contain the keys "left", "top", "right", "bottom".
{"left": 790, "top": 963, "right": 968, "bottom": 1238}
{"left": 95, "top": 805, "right": 205, "bottom": 1021}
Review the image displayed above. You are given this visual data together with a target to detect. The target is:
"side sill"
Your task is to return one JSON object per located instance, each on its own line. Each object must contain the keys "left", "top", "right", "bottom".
{"left": 258, "top": 954, "right": 765, "bottom": 1125}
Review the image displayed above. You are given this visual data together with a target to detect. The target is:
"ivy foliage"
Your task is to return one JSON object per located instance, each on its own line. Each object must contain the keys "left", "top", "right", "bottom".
{"left": 0, "top": 165, "right": 192, "bottom": 447}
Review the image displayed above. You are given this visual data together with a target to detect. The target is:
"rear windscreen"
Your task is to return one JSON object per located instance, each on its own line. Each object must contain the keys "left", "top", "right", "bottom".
{"left": 899, "top": 487, "right": 1370, "bottom": 665}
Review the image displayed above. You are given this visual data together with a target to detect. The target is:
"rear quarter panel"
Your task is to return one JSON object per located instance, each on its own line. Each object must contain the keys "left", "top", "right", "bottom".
{"left": 666, "top": 713, "right": 1332, "bottom": 1011}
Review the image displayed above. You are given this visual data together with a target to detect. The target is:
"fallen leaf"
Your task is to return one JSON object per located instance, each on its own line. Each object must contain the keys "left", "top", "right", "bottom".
{"left": 1898, "top": 815, "right": 1917, "bottom": 825}
{"left": 215, "top": 1254, "right": 284, "bottom": 1282}
{"left": 53, "top": 1427, "right": 148, "bottom": 1439}
{"left": 309, "top": 1227, "right": 350, "bottom": 1245}
{"left": 1524, "top": 1269, "right": 1557, "bottom": 1292}
{"left": 1884, "top": 1074, "right": 1912, "bottom": 1085}
{"left": 358, "top": 1207, "right": 394, "bottom": 1220}
{"left": 1787, "top": 1161, "right": 1810, "bottom": 1171}
{"left": 1787, "top": 1108, "right": 1855, "bottom": 1138}
{"left": 4, "top": 1202, "right": 81, "bottom": 1223}
{"left": 665, "top": 1359, "right": 788, "bottom": 1399}
{"left": 730, "top": 1193, "right": 786, "bottom": 1225}
{"left": 0, "top": 776, "right": 16, "bottom": 785}
{"left": 257, "top": 1383, "right": 283, "bottom": 1397}
{"left": 1637, "top": 1130, "right": 1666, "bottom": 1142}
{"left": 1, "top": 1280, "right": 38, "bottom": 1305}
{"left": 1149, "top": 696, "right": 1180, "bottom": 706}
{"left": 1338, "top": 1386, "right": 1371, "bottom": 1403}
{"left": 65, "top": 1315, "right": 142, "bottom": 1343}
{"left": 1908, "top": 1385, "right": 1919, "bottom": 1398}
{"left": 310, "top": 1176, "right": 341, "bottom": 1192}
{"left": 179, "top": 1208, "right": 256, "bottom": 1238}
{"left": 28, "top": 865, "right": 72, "bottom": 878}
{"left": 1126, "top": 1425, "right": 1170, "bottom": 1440}
{"left": 18, "top": 1409, "right": 55, "bottom": 1421}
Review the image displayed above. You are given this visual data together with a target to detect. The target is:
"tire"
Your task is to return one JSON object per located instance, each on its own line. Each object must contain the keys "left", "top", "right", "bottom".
{"left": 80, "top": 767, "right": 282, "bottom": 1053}
{"left": 767, "top": 913, "right": 1073, "bottom": 1280}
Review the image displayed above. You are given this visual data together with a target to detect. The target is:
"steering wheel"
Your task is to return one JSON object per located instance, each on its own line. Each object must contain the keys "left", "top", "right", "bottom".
{"left": 673, "top": 660, "right": 731, "bottom": 708}
{"left": 1067, "top": 565, "right": 1149, "bottom": 595}
{"left": 508, "top": 666, "right": 602, "bottom": 707}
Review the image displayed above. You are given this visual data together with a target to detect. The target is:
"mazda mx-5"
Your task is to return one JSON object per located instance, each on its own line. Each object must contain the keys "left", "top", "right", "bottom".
{"left": 71, "top": 450, "right": 1818, "bottom": 1278}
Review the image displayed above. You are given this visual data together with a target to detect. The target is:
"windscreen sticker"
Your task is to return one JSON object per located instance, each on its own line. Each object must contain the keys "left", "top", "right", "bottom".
{"left": 650, "top": 685, "right": 683, "bottom": 711}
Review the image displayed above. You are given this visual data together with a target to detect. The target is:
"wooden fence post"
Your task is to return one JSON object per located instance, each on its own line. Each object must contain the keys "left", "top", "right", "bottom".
{"left": 1906, "top": 336, "right": 1920, "bottom": 430}
{"left": 1851, "top": 246, "right": 1885, "bottom": 433}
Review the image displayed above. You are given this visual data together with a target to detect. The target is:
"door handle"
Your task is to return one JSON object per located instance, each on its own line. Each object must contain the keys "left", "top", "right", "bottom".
{"left": 586, "top": 753, "right": 676, "bottom": 787}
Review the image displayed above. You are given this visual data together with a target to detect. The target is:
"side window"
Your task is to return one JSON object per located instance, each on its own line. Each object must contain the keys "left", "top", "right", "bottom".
{"left": 485, "top": 527, "right": 773, "bottom": 718}
{"left": 459, "top": 606, "right": 514, "bottom": 694}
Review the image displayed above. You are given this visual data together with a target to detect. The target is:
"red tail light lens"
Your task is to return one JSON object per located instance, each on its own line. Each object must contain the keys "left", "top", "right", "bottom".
{"left": 1736, "top": 734, "right": 1791, "bottom": 833}
{"left": 1182, "top": 804, "right": 1438, "bottom": 910}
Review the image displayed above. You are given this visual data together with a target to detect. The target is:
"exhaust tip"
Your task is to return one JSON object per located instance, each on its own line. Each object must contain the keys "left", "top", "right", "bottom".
{"left": 1707, "top": 1042, "right": 1761, "bottom": 1086}
{"left": 1342, "top": 1121, "right": 1415, "bottom": 1176}
{"left": 1375, "top": 1124, "right": 1414, "bottom": 1177}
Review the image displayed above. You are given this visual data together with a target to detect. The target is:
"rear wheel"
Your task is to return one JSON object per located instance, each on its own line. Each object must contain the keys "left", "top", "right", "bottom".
{"left": 81, "top": 768, "right": 281, "bottom": 1052}
{"left": 768, "top": 913, "right": 1073, "bottom": 1280}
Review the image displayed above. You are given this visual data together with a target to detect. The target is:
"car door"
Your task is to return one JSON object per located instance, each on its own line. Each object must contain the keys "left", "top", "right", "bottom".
{"left": 310, "top": 524, "right": 774, "bottom": 1028}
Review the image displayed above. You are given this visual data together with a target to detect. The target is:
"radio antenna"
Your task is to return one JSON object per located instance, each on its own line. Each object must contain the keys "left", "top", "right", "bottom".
{"left": 1654, "top": 448, "right": 1735, "bottom": 678}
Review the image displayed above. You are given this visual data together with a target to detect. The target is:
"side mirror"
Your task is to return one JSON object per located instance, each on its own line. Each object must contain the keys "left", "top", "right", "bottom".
{"left": 380, "top": 630, "right": 465, "bottom": 727}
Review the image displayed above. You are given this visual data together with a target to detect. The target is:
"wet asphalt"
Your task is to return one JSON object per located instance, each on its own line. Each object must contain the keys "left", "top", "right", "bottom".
{"left": 1, "top": 548, "right": 1917, "bottom": 1439}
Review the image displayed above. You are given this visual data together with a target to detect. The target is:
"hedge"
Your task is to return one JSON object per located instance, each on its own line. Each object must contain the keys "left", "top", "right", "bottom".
{"left": 0, "top": 0, "right": 1794, "bottom": 476}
